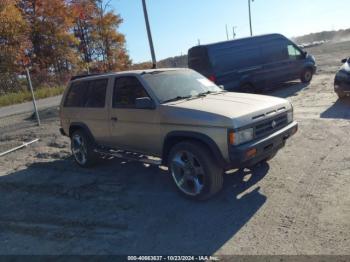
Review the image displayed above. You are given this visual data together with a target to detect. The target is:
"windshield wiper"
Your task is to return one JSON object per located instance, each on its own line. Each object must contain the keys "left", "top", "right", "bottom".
{"left": 195, "top": 90, "right": 226, "bottom": 97}
{"left": 162, "top": 95, "right": 192, "bottom": 104}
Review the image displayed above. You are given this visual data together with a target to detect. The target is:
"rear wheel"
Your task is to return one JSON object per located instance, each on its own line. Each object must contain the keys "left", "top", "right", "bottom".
{"left": 70, "top": 130, "right": 98, "bottom": 168}
{"left": 301, "top": 68, "right": 313, "bottom": 83}
{"left": 168, "top": 141, "right": 224, "bottom": 200}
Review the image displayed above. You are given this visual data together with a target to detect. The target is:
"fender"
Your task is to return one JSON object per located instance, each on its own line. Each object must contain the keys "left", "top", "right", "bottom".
{"left": 162, "top": 131, "right": 227, "bottom": 167}
{"left": 69, "top": 122, "right": 96, "bottom": 144}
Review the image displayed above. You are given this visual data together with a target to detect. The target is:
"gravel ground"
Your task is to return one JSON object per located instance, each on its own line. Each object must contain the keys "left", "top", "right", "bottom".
{"left": 0, "top": 41, "right": 349, "bottom": 255}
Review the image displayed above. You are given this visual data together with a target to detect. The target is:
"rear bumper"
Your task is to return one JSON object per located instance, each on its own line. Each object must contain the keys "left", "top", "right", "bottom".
{"left": 228, "top": 121, "right": 298, "bottom": 168}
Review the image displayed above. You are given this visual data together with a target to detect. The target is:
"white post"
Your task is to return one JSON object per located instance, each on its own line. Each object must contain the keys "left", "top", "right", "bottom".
{"left": 25, "top": 68, "right": 40, "bottom": 126}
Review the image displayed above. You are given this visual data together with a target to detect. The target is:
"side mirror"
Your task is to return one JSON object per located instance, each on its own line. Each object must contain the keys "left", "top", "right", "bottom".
{"left": 341, "top": 58, "right": 348, "bottom": 64}
{"left": 219, "top": 85, "right": 225, "bottom": 89}
{"left": 135, "top": 97, "right": 155, "bottom": 110}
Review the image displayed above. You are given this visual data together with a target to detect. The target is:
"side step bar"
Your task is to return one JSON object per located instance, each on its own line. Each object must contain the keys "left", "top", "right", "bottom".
{"left": 94, "top": 148, "right": 162, "bottom": 166}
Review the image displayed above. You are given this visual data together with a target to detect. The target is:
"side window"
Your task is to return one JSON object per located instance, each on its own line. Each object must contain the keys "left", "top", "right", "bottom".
{"left": 64, "top": 81, "right": 89, "bottom": 107}
{"left": 85, "top": 79, "right": 108, "bottom": 108}
{"left": 287, "top": 45, "right": 302, "bottom": 60}
{"left": 113, "top": 77, "right": 149, "bottom": 108}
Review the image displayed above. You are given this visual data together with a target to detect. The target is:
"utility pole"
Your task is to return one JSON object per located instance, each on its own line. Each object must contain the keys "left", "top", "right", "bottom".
{"left": 248, "top": 0, "right": 254, "bottom": 36}
{"left": 225, "top": 24, "right": 229, "bottom": 40}
{"left": 142, "top": 0, "right": 157, "bottom": 69}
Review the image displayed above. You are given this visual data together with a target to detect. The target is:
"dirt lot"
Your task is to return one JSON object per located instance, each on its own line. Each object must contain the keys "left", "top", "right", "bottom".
{"left": 0, "top": 41, "right": 349, "bottom": 255}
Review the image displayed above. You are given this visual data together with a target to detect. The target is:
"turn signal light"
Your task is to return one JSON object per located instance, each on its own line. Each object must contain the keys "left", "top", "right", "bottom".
{"left": 229, "top": 132, "right": 235, "bottom": 145}
{"left": 246, "top": 148, "right": 257, "bottom": 159}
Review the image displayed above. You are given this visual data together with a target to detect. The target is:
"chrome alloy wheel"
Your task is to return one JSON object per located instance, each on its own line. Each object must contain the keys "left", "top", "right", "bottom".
{"left": 170, "top": 150, "right": 205, "bottom": 196}
{"left": 71, "top": 134, "right": 88, "bottom": 165}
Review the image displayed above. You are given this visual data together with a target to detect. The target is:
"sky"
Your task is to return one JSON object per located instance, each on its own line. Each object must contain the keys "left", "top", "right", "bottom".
{"left": 111, "top": 0, "right": 349, "bottom": 63}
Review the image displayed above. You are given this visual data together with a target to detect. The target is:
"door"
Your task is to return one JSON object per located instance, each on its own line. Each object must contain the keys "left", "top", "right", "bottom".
{"left": 286, "top": 44, "right": 305, "bottom": 78}
{"left": 261, "top": 41, "right": 291, "bottom": 85}
{"left": 108, "top": 76, "right": 161, "bottom": 155}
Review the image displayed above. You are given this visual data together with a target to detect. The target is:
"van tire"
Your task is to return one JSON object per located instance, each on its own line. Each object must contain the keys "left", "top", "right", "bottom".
{"left": 301, "top": 68, "right": 313, "bottom": 83}
{"left": 168, "top": 141, "right": 224, "bottom": 200}
{"left": 70, "top": 130, "right": 98, "bottom": 168}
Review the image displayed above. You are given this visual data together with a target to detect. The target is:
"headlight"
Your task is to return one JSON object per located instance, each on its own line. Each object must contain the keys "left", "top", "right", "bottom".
{"left": 287, "top": 110, "right": 293, "bottom": 123}
{"left": 229, "top": 128, "right": 254, "bottom": 146}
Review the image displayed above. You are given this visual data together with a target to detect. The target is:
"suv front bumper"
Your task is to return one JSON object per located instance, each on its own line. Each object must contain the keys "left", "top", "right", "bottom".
{"left": 228, "top": 121, "right": 298, "bottom": 168}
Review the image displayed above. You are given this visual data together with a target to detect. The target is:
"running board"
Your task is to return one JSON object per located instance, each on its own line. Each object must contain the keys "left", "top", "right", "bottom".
{"left": 94, "top": 148, "right": 162, "bottom": 165}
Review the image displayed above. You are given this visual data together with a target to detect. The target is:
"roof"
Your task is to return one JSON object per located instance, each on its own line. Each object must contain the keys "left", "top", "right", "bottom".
{"left": 70, "top": 68, "right": 189, "bottom": 82}
{"left": 189, "top": 33, "right": 286, "bottom": 50}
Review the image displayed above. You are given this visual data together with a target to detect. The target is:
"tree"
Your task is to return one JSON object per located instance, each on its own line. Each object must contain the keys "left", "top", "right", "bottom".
{"left": 0, "top": 0, "right": 30, "bottom": 73}
{"left": 92, "top": 0, "right": 131, "bottom": 72}
{"left": 0, "top": 0, "right": 30, "bottom": 93}
{"left": 19, "top": 0, "right": 79, "bottom": 76}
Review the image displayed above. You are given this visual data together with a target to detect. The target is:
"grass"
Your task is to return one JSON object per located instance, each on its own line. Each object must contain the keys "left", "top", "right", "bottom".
{"left": 0, "top": 86, "right": 65, "bottom": 107}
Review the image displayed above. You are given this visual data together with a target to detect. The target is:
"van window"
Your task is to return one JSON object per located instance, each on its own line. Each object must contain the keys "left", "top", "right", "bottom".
{"left": 85, "top": 79, "right": 108, "bottom": 108}
{"left": 287, "top": 45, "right": 302, "bottom": 60}
{"left": 64, "top": 81, "right": 89, "bottom": 107}
{"left": 113, "top": 77, "right": 150, "bottom": 108}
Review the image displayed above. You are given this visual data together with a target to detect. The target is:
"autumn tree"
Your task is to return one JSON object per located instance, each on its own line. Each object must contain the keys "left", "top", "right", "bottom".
{"left": 0, "top": 0, "right": 30, "bottom": 93}
{"left": 19, "top": 0, "right": 79, "bottom": 77}
{"left": 69, "top": 0, "right": 131, "bottom": 73}
{"left": 0, "top": 0, "right": 30, "bottom": 72}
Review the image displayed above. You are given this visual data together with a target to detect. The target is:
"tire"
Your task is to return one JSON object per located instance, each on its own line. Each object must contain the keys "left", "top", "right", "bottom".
{"left": 168, "top": 141, "right": 224, "bottom": 200}
{"left": 240, "top": 83, "right": 256, "bottom": 93}
{"left": 300, "top": 68, "right": 313, "bottom": 83}
{"left": 70, "top": 129, "right": 98, "bottom": 168}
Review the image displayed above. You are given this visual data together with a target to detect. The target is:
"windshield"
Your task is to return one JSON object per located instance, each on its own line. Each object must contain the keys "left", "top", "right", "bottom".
{"left": 141, "top": 70, "right": 222, "bottom": 103}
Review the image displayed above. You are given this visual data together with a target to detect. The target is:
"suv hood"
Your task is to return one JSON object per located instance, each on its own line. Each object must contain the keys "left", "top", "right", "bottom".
{"left": 160, "top": 92, "right": 291, "bottom": 128}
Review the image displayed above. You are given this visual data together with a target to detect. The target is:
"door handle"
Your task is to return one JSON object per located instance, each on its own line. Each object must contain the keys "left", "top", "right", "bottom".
{"left": 111, "top": 117, "right": 118, "bottom": 122}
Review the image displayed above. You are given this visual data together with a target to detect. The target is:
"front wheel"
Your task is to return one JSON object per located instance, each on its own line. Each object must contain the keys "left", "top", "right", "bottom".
{"left": 168, "top": 141, "right": 224, "bottom": 200}
{"left": 300, "top": 68, "right": 313, "bottom": 83}
{"left": 71, "top": 130, "right": 98, "bottom": 168}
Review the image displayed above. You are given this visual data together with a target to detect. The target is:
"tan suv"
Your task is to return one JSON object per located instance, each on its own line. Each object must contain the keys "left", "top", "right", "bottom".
{"left": 59, "top": 68, "right": 298, "bottom": 200}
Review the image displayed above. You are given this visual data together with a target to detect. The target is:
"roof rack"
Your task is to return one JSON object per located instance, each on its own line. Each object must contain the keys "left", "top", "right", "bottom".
{"left": 70, "top": 73, "right": 102, "bottom": 81}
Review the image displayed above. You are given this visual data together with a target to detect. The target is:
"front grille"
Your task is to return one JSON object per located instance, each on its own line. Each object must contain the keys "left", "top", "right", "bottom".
{"left": 254, "top": 113, "right": 288, "bottom": 138}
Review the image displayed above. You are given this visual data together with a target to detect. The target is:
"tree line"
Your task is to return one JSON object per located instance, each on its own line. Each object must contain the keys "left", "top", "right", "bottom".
{"left": 0, "top": 0, "right": 131, "bottom": 93}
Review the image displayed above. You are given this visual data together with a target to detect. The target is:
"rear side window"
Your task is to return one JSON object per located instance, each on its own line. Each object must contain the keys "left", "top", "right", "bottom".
{"left": 64, "top": 79, "right": 108, "bottom": 108}
{"left": 85, "top": 79, "right": 108, "bottom": 108}
{"left": 64, "top": 81, "right": 88, "bottom": 107}
{"left": 113, "top": 77, "right": 149, "bottom": 108}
